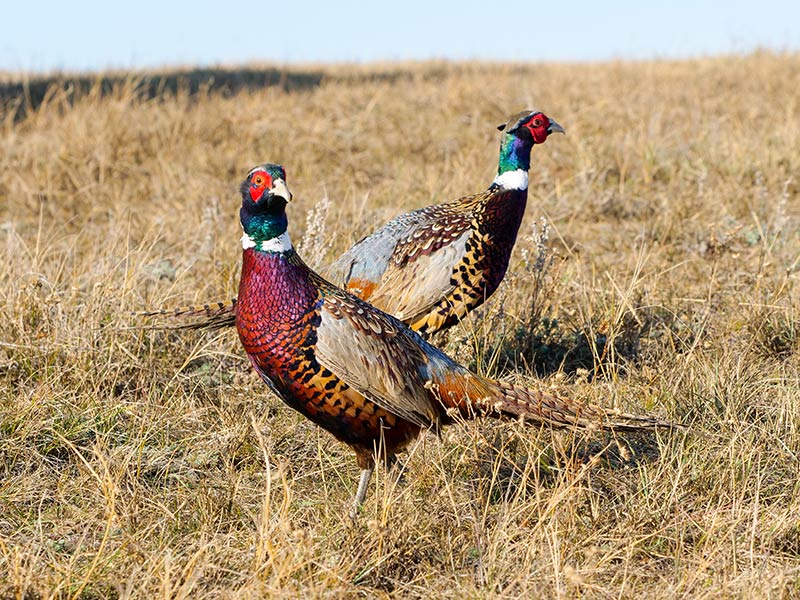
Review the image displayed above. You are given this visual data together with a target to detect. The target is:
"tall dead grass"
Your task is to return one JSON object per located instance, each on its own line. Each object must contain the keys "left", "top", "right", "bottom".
{"left": 1, "top": 53, "right": 799, "bottom": 597}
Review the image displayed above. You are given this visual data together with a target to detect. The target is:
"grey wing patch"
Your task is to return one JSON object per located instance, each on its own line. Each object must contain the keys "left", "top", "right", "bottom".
{"left": 368, "top": 229, "right": 470, "bottom": 322}
{"left": 324, "top": 230, "right": 397, "bottom": 287}
{"left": 323, "top": 206, "right": 441, "bottom": 288}
{"left": 313, "top": 294, "right": 440, "bottom": 428}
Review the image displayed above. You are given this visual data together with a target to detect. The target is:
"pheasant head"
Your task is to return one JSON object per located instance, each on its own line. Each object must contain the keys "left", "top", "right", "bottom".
{"left": 239, "top": 163, "right": 294, "bottom": 252}
{"left": 494, "top": 110, "right": 564, "bottom": 190}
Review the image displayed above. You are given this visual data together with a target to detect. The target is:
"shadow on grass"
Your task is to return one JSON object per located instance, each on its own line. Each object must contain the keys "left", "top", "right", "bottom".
{"left": 0, "top": 64, "right": 472, "bottom": 120}
{"left": 474, "top": 306, "right": 688, "bottom": 381}
{"left": 0, "top": 67, "right": 325, "bottom": 118}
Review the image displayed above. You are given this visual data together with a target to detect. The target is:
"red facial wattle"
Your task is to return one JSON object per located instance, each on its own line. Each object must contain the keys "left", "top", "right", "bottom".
{"left": 249, "top": 171, "right": 273, "bottom": 202}
{"left": 525, "top": 114, "right": 551, "bottom": 144}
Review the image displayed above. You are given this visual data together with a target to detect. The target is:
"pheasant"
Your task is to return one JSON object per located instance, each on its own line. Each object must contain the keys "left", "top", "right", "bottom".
{"left": 140, "top": 110, "right": 564, "bottom": 336}
{"left": 232, "top": 163, "right": 677, "bottom": 513}
{"left": 327, "top": 109, "right": 564, "bottom": 335}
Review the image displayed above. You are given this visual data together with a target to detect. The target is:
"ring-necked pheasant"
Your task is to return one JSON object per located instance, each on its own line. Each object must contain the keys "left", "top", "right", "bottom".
{"left": 327, "top": 109, "right": 564, "bottom": 335}
{"left": 233, "top": 163, "right": 677, "bottom": 513}
{"left": 140, "top": 110, "right": 564, "bottom": 336}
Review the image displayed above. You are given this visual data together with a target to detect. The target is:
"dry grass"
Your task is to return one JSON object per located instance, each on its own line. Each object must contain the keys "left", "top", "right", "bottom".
{"left": 1, "top": 53, "right": 799, "bottom": 597}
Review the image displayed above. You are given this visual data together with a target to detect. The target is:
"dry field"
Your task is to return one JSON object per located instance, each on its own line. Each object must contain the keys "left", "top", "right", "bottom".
{"left": 1, "top": 53, "right": 799, "bottom": 598}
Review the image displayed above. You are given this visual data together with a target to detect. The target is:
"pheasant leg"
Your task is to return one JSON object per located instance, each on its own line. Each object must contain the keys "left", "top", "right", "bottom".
{"left": 350, "top": 467, "right": 374, "bottom": 518}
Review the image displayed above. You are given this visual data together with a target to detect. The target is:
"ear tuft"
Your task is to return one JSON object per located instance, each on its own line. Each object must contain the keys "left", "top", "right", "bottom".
{"left": 497, "top": 123, "right": 506, "bottom": 131}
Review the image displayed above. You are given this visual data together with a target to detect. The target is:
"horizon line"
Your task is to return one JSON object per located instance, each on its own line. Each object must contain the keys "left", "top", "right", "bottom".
{"left": 1, "top": 47, "right": 798, "bottom": 80}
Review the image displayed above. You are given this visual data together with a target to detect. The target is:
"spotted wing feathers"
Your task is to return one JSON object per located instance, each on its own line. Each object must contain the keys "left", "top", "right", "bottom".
{"left": 313, "top": 284, "right": 441, "bottom": 429}
{"left": 324, "top": 194, "right": 483, "bottom": 303}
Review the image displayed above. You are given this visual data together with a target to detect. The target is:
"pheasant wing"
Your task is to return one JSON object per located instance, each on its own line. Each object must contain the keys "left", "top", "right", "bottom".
{"left": 364, "top": 230, "right": 469, "bottom": 323}
{"left": 313, "top": 286, "right": 441, "bottom": 429}
{"left": 324, "top": 194, "right": 479, "bottom": 303}
{"left": 324, "top": 208, "right": 435, "bottom": 292}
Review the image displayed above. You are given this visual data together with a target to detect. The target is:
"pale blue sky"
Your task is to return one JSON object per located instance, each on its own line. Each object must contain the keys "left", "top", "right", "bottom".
{"left": 1, "top": 0, "right": 798, "bottom": 73}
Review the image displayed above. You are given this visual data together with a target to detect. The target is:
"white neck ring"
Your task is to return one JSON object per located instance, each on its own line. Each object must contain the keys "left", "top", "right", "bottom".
{"left": 241, "top": 230, "right": 293, "bottom": 252}
{"left": 492, "top": 169, "right": 528, "bottom": 191}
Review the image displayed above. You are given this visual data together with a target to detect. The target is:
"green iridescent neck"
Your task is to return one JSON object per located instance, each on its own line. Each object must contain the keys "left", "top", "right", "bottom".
{"left": 497, "top": 133, "right": 532, "bottom": 175}
{"left": 240, "top": 208, "right": 293, "bottom": 252}
{"left": 241, "top": 209, "right": 287, "bottom": 241}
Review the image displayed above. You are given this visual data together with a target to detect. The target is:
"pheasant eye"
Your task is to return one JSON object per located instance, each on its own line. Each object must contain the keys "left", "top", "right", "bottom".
{"left": 532, "top": 118, "right": 543, "bottom": 127}
{"left": 248, "top": 171, "right": 272, "bottom": 202}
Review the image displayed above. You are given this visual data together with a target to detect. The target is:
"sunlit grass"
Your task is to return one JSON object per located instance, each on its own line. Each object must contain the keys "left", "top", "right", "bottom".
{"left": 1, "top": 53, "right": 799, "bottom": 597}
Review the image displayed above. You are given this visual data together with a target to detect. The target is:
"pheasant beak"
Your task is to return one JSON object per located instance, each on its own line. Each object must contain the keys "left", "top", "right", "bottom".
{"left": 547, "top": 119, "right": 565, "bottom": 135}
{"left": 270, "top": 178, "right": 292, "bottom": 203}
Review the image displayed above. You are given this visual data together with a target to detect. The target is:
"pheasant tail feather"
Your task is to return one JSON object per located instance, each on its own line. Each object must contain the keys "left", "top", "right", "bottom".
{"left": 433, "top": 373, "right": 678, "bottom": 432}
{"left": 134, "top": 299, "right": 237, "bottom": 330}
{"left": 488, "top": 381, "right": 678, "bottom": 431}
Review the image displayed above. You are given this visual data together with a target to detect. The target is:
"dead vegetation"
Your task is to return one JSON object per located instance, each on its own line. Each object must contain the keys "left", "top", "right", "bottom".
{"left": 1, "top": 53, "right": 799, "bottom": 597}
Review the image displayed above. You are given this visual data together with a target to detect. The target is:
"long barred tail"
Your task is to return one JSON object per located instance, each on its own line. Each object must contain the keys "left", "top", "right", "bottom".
{"left": 434, "top": 371, "right": 679, "bottom": 432}
{"left": 133, "top": 299, "right": 238, "bottom": 330}
{"left": 485, "top": 379, "right": 679, "bottom": 431}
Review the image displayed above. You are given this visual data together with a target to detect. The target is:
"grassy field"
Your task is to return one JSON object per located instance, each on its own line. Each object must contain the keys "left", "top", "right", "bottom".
{"left": 1, "top": 53, "right": 799, "bottom": 598}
